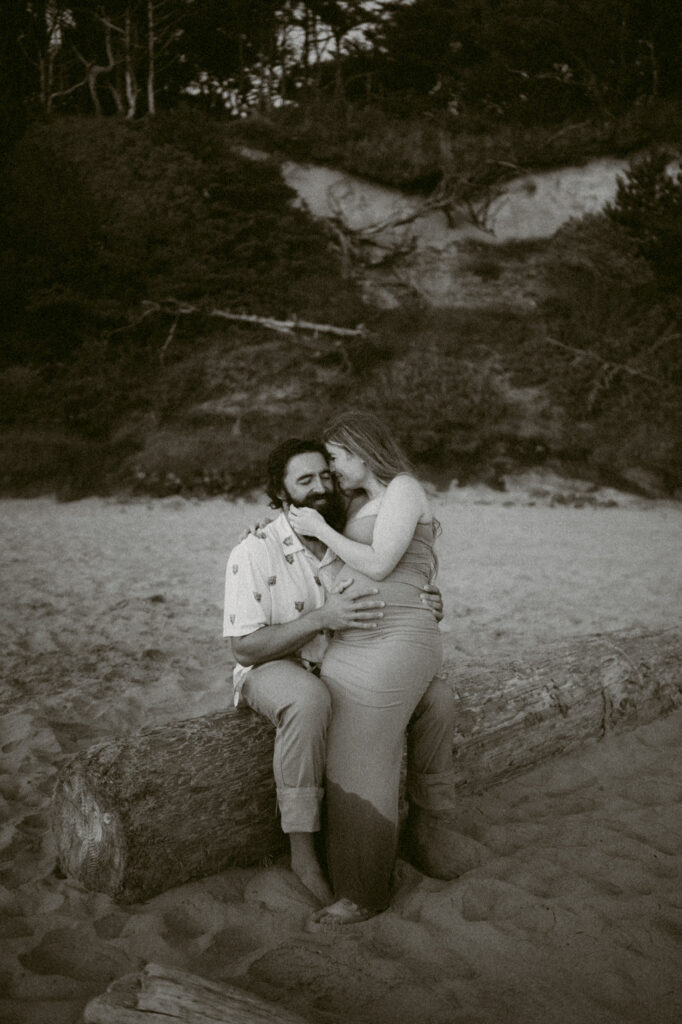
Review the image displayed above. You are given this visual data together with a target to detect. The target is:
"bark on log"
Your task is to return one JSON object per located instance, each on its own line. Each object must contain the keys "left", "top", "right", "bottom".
{"left": 52, "top": 705, "right": 281, "bottom": 904}
{"left": 449, "top": 627, "right": 681, "bottom": 790}
{"left": 52, "top": 628, "right": 681, "bottom": 903}
{"left": 83, "top": 961, "right": 310, "bottom": 1024}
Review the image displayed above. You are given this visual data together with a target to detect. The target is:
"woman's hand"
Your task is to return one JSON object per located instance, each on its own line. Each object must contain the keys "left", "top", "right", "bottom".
{"left": 288, "top": 505, "right": 327, "bottom": 539}
{"left": 238, "top": 516, "right": 274, "bottom": 542}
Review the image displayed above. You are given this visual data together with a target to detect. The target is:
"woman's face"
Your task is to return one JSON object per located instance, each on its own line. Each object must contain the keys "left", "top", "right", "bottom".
{"left": 325, "top": 442, "right": 366, "bottom": 490}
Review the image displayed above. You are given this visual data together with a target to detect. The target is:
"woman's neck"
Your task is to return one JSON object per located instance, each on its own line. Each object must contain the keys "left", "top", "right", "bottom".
{"left": 361, "top": 472, "right": 386, "bottom": 502}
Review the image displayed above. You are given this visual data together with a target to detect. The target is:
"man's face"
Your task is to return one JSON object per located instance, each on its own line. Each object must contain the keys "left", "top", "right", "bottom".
{"left": 280, "top": 452, "right": 346, "bottom": 531}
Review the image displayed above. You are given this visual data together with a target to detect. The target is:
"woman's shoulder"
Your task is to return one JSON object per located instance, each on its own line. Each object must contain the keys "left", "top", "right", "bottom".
{"left": 385, "top": 473, "right": 427, "bottom": 499}
{"left": 385, "top": 474, "right": 432, "bottom": 519}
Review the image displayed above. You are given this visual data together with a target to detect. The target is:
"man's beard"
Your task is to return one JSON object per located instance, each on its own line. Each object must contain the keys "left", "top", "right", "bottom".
{"left": 289, "top": 489, "right": 347, "bottom": 533}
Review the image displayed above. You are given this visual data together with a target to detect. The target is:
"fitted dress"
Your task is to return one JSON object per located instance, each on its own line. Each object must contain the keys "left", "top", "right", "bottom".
{"left": 320, "top": 512, "right": 443, "bottom": 911}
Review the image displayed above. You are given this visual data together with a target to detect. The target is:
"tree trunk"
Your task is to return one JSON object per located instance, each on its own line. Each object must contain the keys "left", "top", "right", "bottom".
{"left": 52, "top": 629, "right": 681, "bottom": 903}
{"left": 39, "top": 54, "right": 53, "bottom": 114}
{"left": 146, "top": 0, "right": 156, "bottom": 115}
{"left": 124, "top": 9, "right": 138, "bottom": 119}
{"left": 84, "top": 961, "right": 310, "bottom": 1024}
{"left": 108, "top": 80, "right": 125, "bottom": 115}
{"left": 86, "top": 65, "right": 104, "bottom": 116}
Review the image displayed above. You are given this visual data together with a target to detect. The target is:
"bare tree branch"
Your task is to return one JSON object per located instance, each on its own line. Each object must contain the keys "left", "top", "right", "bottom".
{"left": 543, "top": 336, "right": 678, "bottom": 388}
{"left": 637, "top": 325, "right": 681, "bottom": 361}
{"left": 159, "top": 316, "right": 179, "bottom": 365}
{"left": 94, "top": 13, "right": 125, "bottom": 36}
{"left": 50, "top": 76, "right": 89, "bottom": 101}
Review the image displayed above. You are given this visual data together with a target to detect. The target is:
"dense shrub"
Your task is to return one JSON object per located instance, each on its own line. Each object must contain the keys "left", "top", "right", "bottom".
{"left": 606, "top": 150, "right": 682, "bottom": 290}
{"left": 0, "top": 365, "right": 45, "bottom": 422}
{"left": 538, "top": 215, "right": 677, "bottom": 406}
{"left": 0, "top": 429, "right": 110, "bottom": 498}
{"left": 231, "top": 97, "right": 682, "bottom": 197}
{"left": 360, "top": 346, "right": 508, "bottom": 465}
{"left": 0, "top": 111, "right": 369, "bottom": 495}
{"left": 1, "top": 113, "right": 365, "bottom": 364}
{"left": 530, "top": 213, "right": 682, "bottom": 482}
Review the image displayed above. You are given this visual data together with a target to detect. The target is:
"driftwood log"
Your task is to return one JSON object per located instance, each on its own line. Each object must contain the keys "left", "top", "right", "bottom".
{"left": 449, "top": 627, "right": 681, "bottom": 789}
{"left": 52, "top": 628, "right": 681, "bottom": 903}
{"left": 52, "top": 700, "right": 280, "bottom": 904}
{"left": 83, "top": 962, "right": 310, "bottom": 1024}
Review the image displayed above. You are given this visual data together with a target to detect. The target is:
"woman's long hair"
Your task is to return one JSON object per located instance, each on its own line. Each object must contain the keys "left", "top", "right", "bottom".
{"left": 322, "top": 411, "right": 414, "bottom": 484}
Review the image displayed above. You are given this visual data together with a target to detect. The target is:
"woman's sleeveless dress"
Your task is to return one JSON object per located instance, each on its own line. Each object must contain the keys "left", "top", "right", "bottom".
{"left": 321, "top": 514, "right": 442, "bottom": 912}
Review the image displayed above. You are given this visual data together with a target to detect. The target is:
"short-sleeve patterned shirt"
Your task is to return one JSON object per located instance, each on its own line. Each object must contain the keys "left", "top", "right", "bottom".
{"left": 223, "top": 512, "right": 334, "bottom": 705}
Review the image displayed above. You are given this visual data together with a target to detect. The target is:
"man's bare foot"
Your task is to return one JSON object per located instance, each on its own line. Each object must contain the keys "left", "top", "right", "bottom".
{"left": 306, "top": 897, "right": 376, "bottom": 932}
{"left": 289, "top": 833, "right": 333, "bottom": 905}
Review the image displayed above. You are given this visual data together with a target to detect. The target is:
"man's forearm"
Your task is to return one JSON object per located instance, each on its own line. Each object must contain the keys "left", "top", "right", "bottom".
{"left": 232, "top": 609, "right": 326, "bottom": 667}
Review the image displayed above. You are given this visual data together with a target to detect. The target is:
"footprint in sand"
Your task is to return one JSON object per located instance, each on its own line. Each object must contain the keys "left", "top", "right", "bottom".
{"left": 248, "top": 940, "right": 462, "bottom": 1024}
{"left": 93, "top": 911, "right": 128, "bottom": 940}
{"left": 244, "top": 865, "right": 321, "bottom": 913}
{"left": 18, "top": 925, "right": 132, "bottom": 983}
{"left": 159, "top": 891, "right": 231, "bottom": 947}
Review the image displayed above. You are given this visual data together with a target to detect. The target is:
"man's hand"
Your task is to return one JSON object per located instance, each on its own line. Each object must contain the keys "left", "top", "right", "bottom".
{"left": 420, "top": 582, "right": 444, "bottom": 622}
{"left": 319, "top": 576, "right": 385, "bottom": 631}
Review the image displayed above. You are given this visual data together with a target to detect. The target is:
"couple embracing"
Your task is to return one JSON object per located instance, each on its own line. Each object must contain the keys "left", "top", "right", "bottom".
{"left": 224, "top": 411, "right": 480, "bottom": 930}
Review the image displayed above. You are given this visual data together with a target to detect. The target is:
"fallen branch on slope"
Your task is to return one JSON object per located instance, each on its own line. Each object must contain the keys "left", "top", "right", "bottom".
{"left": 141, "top": 300, "right": 368, "bottom": 339}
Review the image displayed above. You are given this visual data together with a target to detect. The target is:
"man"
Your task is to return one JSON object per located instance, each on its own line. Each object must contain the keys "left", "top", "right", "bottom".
{"left": 223, "top": 438, "right": 477, "bottom": 904}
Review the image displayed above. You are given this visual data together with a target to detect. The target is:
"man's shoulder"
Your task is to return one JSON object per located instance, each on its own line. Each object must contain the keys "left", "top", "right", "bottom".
{"left": 228, "top": 514, "right": 287, "bottom": 561}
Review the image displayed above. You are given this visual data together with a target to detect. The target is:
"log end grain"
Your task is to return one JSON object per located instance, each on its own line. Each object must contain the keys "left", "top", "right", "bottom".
{"left": 52, "top": 763, "right": 127, "bottom": 898}
{"left": 52, "top": 707, "right": 285, "bottom": 902}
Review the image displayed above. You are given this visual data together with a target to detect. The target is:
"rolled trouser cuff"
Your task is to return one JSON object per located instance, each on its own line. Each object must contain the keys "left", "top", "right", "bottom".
{"left": 277, "top": 785, "right": 324, "bottom": 833}
{"left": 407, "top": 769, "right": 457, "bottom": 812}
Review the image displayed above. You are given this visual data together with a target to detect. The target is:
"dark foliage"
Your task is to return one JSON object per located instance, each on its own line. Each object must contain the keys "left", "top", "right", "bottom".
{"left": 0, "top": 111, "right": 368, "bottom": 493}
{"left": 1, "top": 103, "right": 680, "bottom": 498}
{"left": 606, "top": 150, "right": 682, "bottom": 290}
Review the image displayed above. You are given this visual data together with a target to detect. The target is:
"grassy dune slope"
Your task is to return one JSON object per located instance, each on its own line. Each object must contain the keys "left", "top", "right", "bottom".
{"left": 0, "top": 110, "right": 679, "bottom": 498}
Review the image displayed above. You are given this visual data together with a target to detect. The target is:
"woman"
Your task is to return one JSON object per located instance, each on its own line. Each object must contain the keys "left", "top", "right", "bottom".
{"left": 288, "top": 411, "right": 442, "bottom": 927}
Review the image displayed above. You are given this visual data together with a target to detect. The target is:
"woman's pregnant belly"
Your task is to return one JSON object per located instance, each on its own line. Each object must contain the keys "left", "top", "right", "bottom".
{"left": 330, "top": 567, "right": 442, "bottom": 657}
{"left": 323, "top": 603, "right": 442, "bottom": 705}
{"left": 335, "top": 563, "right": 434, "bottom": 629}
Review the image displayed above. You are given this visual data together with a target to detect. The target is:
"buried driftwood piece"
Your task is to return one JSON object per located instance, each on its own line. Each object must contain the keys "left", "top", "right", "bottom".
{"left": 53, "top": 628, "right": 681, "bottom": 903}
{"left": 83, "top": 961, "right": 310, "bottom": 1024}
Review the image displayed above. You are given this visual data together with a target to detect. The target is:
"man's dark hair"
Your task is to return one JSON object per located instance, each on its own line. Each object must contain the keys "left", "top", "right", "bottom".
{"left": 265, "top": 438, "right": 328, "bottom": 509}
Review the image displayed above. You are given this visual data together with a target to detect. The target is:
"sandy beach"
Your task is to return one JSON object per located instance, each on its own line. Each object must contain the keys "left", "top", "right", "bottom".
{"left": 1, "top": 477, "right": 681, "bottom": 1024}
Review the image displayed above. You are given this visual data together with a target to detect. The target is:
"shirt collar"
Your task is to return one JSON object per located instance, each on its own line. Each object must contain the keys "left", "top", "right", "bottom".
{"left": 273, "top": 511, "right": 306, "bottom": 554}
{"left": 273, "top": 511, "right": 333, "bottom": 565}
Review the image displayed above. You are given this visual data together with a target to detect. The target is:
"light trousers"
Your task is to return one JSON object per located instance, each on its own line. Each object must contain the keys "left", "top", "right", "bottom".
{"left": 240, "top": 657, "right": 456, "bottom": 834}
